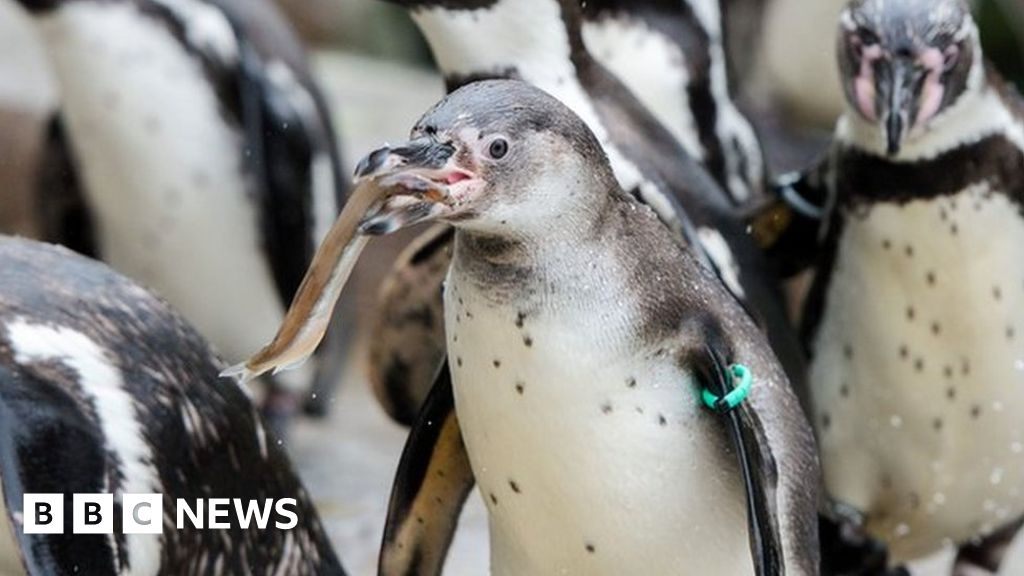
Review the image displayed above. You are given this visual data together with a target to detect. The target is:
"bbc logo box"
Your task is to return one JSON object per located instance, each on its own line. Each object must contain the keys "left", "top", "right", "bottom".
{"left": 23, "top": 494, "right": 163, "bottom": 535}
{"left": 21, "top": 494, "right": 299, "bottom": 534}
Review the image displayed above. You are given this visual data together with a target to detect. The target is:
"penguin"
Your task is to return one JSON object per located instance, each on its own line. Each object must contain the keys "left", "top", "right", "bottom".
{"left": 367, "top": 0, "right": 805, "bottom": 428}
{"left": 11, "top": 0, "right": 348, "bottom": 426}
{"left": 229, "top": 78, "right": 821, "bottom": 576}
{"left": 580, "top": 0, "right": 767, "bottom": 205}
{"left": 800, "top": 0, "right": 1024, "bottom": 571}
{"left": 0, "top": 236, "right": 345, "bottom": 575}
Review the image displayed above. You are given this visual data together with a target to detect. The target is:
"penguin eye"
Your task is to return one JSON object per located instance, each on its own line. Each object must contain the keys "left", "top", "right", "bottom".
{"left": 488, "top": 138, "right": 509, "bottom": 160}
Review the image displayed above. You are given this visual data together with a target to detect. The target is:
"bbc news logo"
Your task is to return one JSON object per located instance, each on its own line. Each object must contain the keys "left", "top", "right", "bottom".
{"left": 22, "top": 494, "right": 299, "bottom": 534}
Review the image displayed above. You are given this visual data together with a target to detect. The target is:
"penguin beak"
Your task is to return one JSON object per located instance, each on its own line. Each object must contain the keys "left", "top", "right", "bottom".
{"left": 354, "top": 138, "right": 481, "bottom": 234}
{"left": 879, "top": 59, "right": 919, "bottom": 156}
{"left": 221, "top": 138, "right": 479, "bottom": 383}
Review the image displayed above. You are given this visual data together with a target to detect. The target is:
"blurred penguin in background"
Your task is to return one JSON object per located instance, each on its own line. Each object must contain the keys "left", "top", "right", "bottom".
{"left": 0, "top": 236, "right": 346, "bottom": 575}
{"left": 8, "top": 0, "right": 350, "bottom": 432}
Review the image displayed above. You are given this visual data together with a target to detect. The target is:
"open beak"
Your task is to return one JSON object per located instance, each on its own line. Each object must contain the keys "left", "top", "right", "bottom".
{"left": 222, "top": 138, "right": 478, "bottom": 383}
{"left": 355, "top": 137, "right": 477, "bottom": 234}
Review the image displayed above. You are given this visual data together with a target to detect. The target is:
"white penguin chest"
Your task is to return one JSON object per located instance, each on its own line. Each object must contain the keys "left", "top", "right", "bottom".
{"left": 443, "top": 271, "right": 753, "bottom": 576}
{"left": 810, "top": 184, "right": 1024, "bottom": 560}
{"left": 581, "top": 19, "right": 703, "bottom": 162}
{"left": 38, "top": 5, "right": 287, "bottom": 362}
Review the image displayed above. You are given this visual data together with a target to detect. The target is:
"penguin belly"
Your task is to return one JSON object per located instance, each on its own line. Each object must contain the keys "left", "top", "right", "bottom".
{"left": 0, "top": 474, "right": 25, "bottom": 576}
{"left": 580, "top": 19, "right": 704, "bottom": 161}
{"left": 37, "top": 4, "right": 290, "bottom": 367}
{"left": 444, "top": 278, "right": 753, "bottom": 575}
{"left": 810, "top": 183, "right": 1024, "bottom": 561}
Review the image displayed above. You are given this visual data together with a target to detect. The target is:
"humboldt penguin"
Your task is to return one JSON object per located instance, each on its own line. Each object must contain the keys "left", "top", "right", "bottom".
{"left": 802, "top": 0, "right": 1024, "bottom": 571}
{"left": 580, "top": 0, "right": 767, "bottom": 205}
{"left": 0, "top": 236, "right": 345, "bottom": 575}
{"left": 11, "top": 0, "right": 348, "bottom": 426}
{"left": 368, "top": 0, "right": 803, "bottom": 427}
{"left": 228, "top": 79, "right": 820, "bottom": 576}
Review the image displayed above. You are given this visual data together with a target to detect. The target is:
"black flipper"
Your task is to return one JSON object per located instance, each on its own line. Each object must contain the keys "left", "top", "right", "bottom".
{"left": 748, "top": 156, "right": 830, "bottom": 279}
{"left": 379, "top": 362, "right": 475, "bottom": 576}
{"left": 230, "top": 15, "right": 351, "bottom": 418}
{"left": 236, "top": 37, "right": 316, "bottom": 306}
{"left": 699, "top": 342, "right": 784, "bottom": 576}
{"left": 0, "top": 364, "right": 119, "bottom": 575}
{"left": 34, "top": 116, "right": 99, "bottom": 259}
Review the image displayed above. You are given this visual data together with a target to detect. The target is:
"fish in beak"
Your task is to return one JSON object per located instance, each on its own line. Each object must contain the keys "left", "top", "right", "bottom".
{"left": 222, "top": 138, "right": 479, "bottom": 383}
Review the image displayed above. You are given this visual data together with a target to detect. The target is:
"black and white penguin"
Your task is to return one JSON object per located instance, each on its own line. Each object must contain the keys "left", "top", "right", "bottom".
{"left": 580, "top": 0, "right": 767, "bottom": 205}
{"left": 11, "top": 0, "right": 348, "bottom": 424}
{"left": 367, "top": 0, "right": 804, "bottom": 426}
{"left": 229, "top": 79, "right": 820, "bottom": 576}
{"left": 802, "top": 0, "right": 1024, "bottom": 571}
{"left": 0, "top": 236, "right": 345, "bottom": 575}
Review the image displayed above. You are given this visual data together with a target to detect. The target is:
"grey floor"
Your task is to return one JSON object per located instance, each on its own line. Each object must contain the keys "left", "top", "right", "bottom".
{"left": 288, "top": 342, "right": 490, "bottom": 575}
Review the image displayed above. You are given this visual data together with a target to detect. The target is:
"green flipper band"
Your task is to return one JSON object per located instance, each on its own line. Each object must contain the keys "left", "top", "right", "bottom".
{"left": 702, "top": 364, "right": 752, "bottom": 412}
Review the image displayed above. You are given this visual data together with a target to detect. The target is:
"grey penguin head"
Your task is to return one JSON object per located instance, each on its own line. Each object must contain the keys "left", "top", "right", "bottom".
{"left": 357, "top": 79, "right": 613, "bottom": 235}
{"left": 837, "top": 0, "right": 978, "bottom": 156}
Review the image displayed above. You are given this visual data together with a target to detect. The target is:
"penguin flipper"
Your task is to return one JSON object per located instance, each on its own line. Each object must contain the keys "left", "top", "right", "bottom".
{"left": 0, "top": 364, "right": 120, "bottom": 575}
{"left": 35, "top": 115, "right": 99, "bottom": 259}
{"left": 379, "top": 361, "right": 475, "bottom": 576}
{"left": 748, "top": 157, "right": 831, "bottom": 278}
{"left": 698, "top": 343, "right": 785, "bottom": 576}
{"left": 236, "top": 38, "right": 318, "bottom": 307}
{"left": 369, "top": 225, "right": 454, "bottom": 426}
{"left": 233, "top": 30, "right": 354, "bottom": 414}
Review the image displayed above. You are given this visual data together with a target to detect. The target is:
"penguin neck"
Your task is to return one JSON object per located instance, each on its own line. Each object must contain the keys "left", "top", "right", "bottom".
{"left": 836, "top": 61, "right": 1024, "bottom": 162}
{"left": 449, "top": 186, "right": 625, "bottom": 306}
{"left": 411, "top": 0, "right": 595, "bottom": 92}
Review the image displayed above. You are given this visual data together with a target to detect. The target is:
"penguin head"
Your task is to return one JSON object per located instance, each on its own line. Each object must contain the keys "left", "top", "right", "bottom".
{"left": 838, "top": 0, "right": 979, "bottom": 156}
{"left": 355, "top": 79, "right": 614, "bottom": 236}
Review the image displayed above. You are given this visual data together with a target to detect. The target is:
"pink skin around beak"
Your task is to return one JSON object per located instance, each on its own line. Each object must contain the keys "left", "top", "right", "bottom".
{"left": 855, "top": 43, "right": 884, "bottom": 122}
{"left": 915, "top": 46, "right": 951, "bottom": 128}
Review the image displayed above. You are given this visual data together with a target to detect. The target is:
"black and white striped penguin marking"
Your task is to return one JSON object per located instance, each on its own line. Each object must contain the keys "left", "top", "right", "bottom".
{"left": 0, "top": 237, "right": 345, "bottom": 576}
{"left": 14, "top": 0, "right": 346, "bottom": 405}
{"left": 580, "top": 0, "right": 767, "bottom": 205}
{"left": 804, "top": 0, "right": 1024, "bottom": 568}
{"left": 349, "top": 80, "right": 819, "bottom": 576}
{"left": 369, "top": 0, "right": 805, "bottom": 424}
